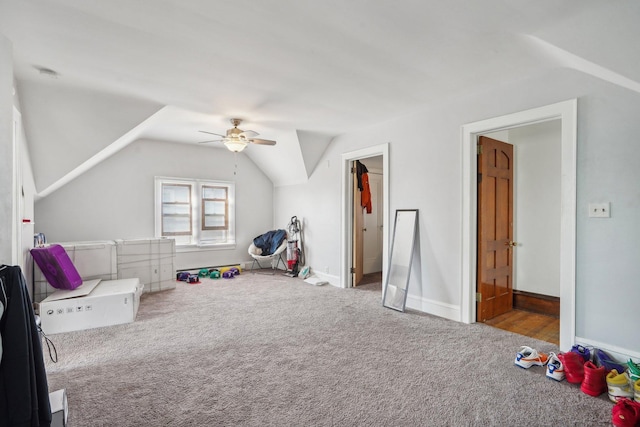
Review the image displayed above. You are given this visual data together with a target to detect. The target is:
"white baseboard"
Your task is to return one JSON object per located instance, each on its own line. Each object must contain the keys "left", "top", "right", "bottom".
{"left": 405, "top": 294, "right": 461, "bottom": 322}
{"left": 574, "top": 336, "right": 640, "bottom": 363}
{"left": 312, "top": 271, "right": 340, "bottom": 288}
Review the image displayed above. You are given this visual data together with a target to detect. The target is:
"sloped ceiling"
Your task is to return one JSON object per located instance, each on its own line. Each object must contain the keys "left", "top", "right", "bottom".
{"left": 1, "top": 0, "right": 639, "bottom": 195}
{"left": 19, "top": 80, "right": 162, "bottom": 192}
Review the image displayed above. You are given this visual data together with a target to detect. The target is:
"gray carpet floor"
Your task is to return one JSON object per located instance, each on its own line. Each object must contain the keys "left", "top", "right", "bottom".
{"left": 45, "top": 272, "right": 613, "bottom": 426}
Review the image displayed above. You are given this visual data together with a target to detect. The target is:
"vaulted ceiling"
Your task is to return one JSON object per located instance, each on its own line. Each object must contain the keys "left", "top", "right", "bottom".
{"left": 1, "top": 0, "right": 639, "bottom": 194}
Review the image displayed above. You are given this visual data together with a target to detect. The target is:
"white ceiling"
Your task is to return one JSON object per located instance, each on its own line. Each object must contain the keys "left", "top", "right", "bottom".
{"left": 1, "top": 0, "right": 639, "bottom": 191}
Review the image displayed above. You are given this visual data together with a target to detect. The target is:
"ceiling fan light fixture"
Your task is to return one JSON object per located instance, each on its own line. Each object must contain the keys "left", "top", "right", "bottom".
{"left": 199, "top": 118, "right": 276, "bottom": 151}
{"left": 224, "top": 139, "right": 248, "bottom": 152}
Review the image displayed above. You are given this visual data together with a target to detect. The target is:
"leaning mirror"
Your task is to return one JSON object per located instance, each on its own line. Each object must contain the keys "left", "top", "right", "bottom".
{"left": 382, "top": 209, "right": 418, "bottom": 312}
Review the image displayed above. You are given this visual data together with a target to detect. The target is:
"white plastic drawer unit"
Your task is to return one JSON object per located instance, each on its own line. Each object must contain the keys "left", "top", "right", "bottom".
{"left": 39, "top": 278, "right": 144, "bottom": 334}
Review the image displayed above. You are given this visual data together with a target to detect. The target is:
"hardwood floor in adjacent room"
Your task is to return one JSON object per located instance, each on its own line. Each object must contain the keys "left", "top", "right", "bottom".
{"left": 356, "top": 272, "right": 559, "bottom": 346}
{"left": 355, "top": 272, "right": 383, "bottom": 291}
{"left": 485, "top": 309, "right": 559, "bottom": 345}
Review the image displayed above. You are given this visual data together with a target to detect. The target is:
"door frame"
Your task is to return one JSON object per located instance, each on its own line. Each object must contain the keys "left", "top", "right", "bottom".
{"left": 12, "top": 106, "right": 22, "bottom": 266}
{"left": 341, "top": 143, "right": 389, "bottom": 289}
{"left": 461, "top": 99, "right": 577, "bottom": 350}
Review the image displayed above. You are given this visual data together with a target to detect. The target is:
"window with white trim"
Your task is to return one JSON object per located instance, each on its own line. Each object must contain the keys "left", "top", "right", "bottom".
{"left": 155, "top": 177, "right": 236, "bottom": 247}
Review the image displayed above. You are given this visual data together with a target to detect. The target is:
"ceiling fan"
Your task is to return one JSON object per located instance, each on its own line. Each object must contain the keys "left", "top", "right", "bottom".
{"left": 198, "top": 118, "right": 276, "bottom": 152}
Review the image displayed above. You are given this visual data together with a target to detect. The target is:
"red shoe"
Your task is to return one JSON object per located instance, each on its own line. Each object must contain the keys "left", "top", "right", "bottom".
{"left": 581, "top": 361, "right": 606, "bottom": 396}
{"left": 558, "top": 351, "right": 585, "bottom": 384}
{"left": 612, "top": 398, "right": 640, "bottom": 427}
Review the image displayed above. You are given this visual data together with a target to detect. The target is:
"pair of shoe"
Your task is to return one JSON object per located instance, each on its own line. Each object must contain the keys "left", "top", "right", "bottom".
{"left": 567, "top": 345, "right": 607, "bottom": 396}
{"left": 515, "top": 346, "right": 548, "bottom": 369}
{"left": 607, "top": 369, "right": 640, "bottom": 403}
{"left": 612, "top": 398, "right": 640, "bottom": 427}
{"left": 556, "top": 350, "right": 607, "bottom": 395}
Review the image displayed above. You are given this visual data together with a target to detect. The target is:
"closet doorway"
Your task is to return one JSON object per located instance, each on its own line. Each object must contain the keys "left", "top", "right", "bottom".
{"left": 341, "top": 143, "right": 389, "bottom": 290}
{"left": 352, "top": 156, "right": 384, "bottom": 288}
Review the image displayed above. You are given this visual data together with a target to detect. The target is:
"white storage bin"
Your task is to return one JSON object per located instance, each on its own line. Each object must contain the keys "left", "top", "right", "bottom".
{"left": 115, "top": 238, "right": 176, "bottom": 293}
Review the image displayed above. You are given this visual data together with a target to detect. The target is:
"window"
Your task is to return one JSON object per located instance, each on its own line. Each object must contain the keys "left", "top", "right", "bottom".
{"left": 155, "top": 177, "right": 235, "bottom": 247}
{"left": 161, "top": 184, "right": 192, "bottom": 236}
{"left": 201, "top": 186, "right": 228, "bottom": 230}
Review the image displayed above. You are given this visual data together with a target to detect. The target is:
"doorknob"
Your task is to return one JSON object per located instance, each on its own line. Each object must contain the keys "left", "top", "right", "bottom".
{"left": 505, "top": 241, "right": 517, "bottom": 247}
{"left": 363, "top": 228, "right": 367, "bottom": 231}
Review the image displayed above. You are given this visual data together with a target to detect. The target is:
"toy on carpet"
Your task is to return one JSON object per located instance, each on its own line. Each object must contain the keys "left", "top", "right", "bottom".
{"left": 176, "top": 271, "right": 201, "bottom": 284}
{"left": 217, "top": 265, "right": 241, "bottom": 279}
{"left": 218, "top": 265, "right": 242, "bottom": 274}
{"left": 178, "top": 266, "right": 241, "bottom": 282}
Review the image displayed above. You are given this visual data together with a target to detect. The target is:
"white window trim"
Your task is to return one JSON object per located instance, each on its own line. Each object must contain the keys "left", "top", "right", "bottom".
{"left": 154, "top": 177, "right": 236, "bottom": 249}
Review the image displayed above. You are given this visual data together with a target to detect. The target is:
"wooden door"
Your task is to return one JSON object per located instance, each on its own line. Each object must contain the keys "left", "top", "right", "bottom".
{"left": 477, "top": 136, "right": 514, "bottom": 322}
{"left": 352, "top": 163, "right": 364, "bottom": 286}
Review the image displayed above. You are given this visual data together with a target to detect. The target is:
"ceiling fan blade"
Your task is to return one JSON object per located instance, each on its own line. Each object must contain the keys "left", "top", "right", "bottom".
{"left": 199, "top": 130, "right": 226, "bottom": 138}
{"left": 249, "top": 138, "right": 276, "bottom": 146}
{"left": 239, "top": 130, "right": 259, "bottom": 138}
{"left": 197, "top": 139, "right": 223, "bottom": 144}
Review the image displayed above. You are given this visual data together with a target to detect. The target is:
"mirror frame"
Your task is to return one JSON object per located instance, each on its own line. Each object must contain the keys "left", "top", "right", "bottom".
{"left": 382, "top": 209, "right": 418, "bottom": 312}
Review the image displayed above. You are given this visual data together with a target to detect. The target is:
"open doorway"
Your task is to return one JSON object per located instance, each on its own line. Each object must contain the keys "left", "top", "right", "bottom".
{"left": 352, "top": 156, "right": 384, "bottom": 291}
{"left": 477, "top": 122, "right": 562, "bottom": 345}
{"left": 461, "top": 99, "right": 577, "bottom": 350}
{"left": 341, "top": 143, "right": 389, "bottom": 290}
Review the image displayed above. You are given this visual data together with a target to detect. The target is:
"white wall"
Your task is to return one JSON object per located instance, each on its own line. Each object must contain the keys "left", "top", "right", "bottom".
{"left": 19, "top": 80, "right": 162, "bottom": 191}
{"left": 511, "top": 121, "right": 561, "bottom": 297}
{"left": 15, "top": 107, "right": 38, "bottom": 295}
{"left": 274, "top": 67, "right": 640, "bottom": 355}
{"left": 18, "top": 107, "right": 36, "bottom": 223}
{"left": 34, "top": 139, "right": 274, "bottom": 270}
{"left": 575, "top": 82, "right": 640, "bottom": 351}
{"left": 0, "top": 35, "right": 13, "bottom": 263}
{"left": 274, "top": 157, "right": 342, "bottom": 277}
{"left": 0, "top": 37, "right": 37, "bottom": 294}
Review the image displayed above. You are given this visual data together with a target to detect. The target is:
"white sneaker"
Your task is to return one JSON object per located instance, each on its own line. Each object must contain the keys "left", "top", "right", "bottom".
{"left": 546, "top": 352, "right": 565, "bottom": 381}
{"left": 515, "top": 346, "right": 549, "bottom": 369}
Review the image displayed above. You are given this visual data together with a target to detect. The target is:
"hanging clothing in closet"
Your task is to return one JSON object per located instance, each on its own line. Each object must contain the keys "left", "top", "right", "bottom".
{"left": 0, "top": 265, "right": 52, "bottom": 427}
{"left": 355, "top": 160, "right": 372, "bottom": 214}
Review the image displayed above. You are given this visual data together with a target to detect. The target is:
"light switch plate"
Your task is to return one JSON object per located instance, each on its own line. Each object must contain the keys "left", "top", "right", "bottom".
{"left": 588, "top": 202, "right": 610, "bottom": 218}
